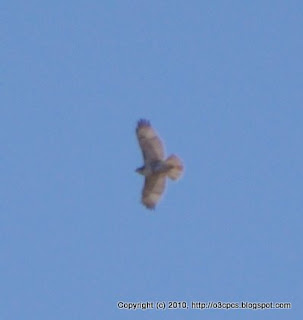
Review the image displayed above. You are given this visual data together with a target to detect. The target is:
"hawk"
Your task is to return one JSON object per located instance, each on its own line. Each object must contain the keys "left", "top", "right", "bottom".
{"left": 135, "top": 119, "right": 184, "bottom": 209}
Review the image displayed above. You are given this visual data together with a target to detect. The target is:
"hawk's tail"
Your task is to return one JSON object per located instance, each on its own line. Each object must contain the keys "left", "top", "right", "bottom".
{"left": 165, "top": 155, "right": 184, "bottom": 180}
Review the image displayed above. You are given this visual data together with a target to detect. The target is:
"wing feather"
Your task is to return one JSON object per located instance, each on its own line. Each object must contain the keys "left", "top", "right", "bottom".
{"left": 142, "top": 174, "right": 166, "bottom": 209}
{"left": 136, "top": 119, "right": 165, "bottom": 163}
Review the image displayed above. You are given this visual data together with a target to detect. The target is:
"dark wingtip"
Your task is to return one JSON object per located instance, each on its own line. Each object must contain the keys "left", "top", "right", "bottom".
{"left": 137, "top": 119, "right": 151, "bottom": 129}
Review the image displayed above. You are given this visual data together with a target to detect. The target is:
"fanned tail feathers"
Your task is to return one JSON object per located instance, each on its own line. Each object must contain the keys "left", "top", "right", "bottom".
{"left": 165, "top": 155, "right": 184, "bottom": 180}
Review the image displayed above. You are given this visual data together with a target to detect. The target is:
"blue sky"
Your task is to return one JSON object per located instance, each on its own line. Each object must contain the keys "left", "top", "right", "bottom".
{"left": 1, "top": 1, "right": 302, "bottom": 319}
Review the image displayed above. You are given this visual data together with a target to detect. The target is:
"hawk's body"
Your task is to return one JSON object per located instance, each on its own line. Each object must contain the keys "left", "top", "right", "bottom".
{"left": 135, "top": 119, "right": 183, "bottom": 209}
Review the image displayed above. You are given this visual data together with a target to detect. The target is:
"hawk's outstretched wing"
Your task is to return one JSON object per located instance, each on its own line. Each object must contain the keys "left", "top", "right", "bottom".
{"left": 136, "top": 119, "right": 165, "bottom": 164}
{"left": 142, "top": 174, "right": 166, "bottom": 209}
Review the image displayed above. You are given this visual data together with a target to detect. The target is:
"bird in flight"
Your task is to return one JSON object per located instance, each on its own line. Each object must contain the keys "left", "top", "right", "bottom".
{"left": 135, "top": 119, "right": 184, "bottom": 209}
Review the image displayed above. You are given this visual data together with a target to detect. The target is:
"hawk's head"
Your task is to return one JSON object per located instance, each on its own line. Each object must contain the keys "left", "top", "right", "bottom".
{"left": 135, "top": 166, "right": 145, "bottom": 175}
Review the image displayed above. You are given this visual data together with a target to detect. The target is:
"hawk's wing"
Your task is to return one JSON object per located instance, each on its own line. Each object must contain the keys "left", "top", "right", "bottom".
{"left": 142, "top": 174, "right": 166, "bottom": 209}
{"left": 136, "top": 119, "right": 165, "bottom": 164}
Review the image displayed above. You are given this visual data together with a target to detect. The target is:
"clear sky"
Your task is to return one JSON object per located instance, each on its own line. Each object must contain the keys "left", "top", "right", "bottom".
{"left": 1, "top": 1, "right": 302, "bottom": 319}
